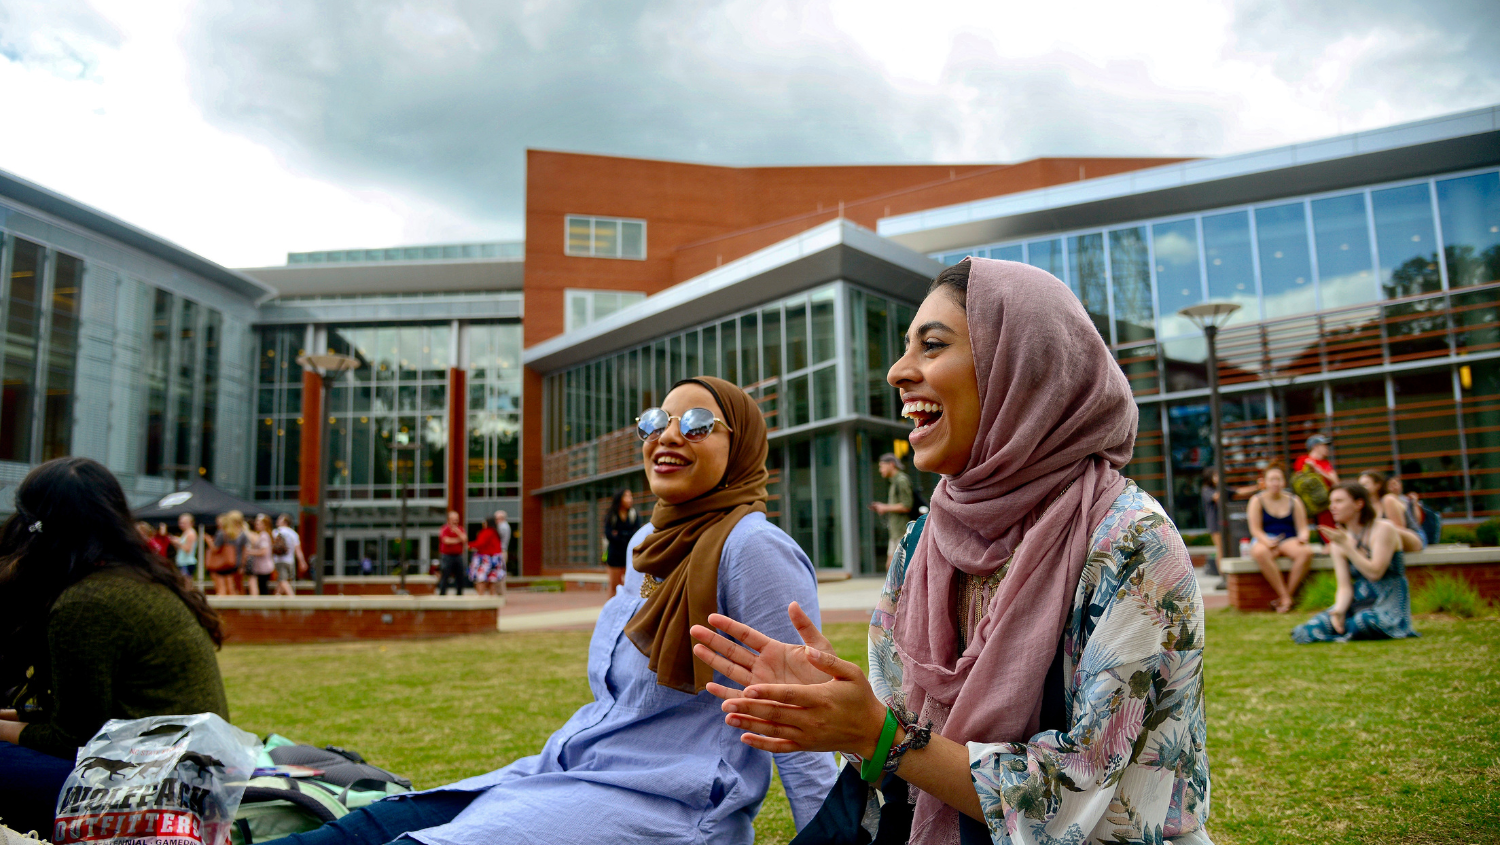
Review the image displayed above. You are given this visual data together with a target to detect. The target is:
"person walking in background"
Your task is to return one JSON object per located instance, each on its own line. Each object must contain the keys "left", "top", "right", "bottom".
{"left": 0, "top": 458, "right": 229, "bottom": 836}
{"left": 206, "top": 514, "right": 240, "bottom": 596}
{"left": 173, "top": 513, "right": 198, "bottom": 582}
{"left": 1247, "top": 463, "right": 1313, "bottom": 613}
{"left": 147, "top": 522, "right": 174, "bottom": 560}
{"left": 867, "top": 453, "right": 913, "bottom": 567}
{"left": 437, "top": 511, "right": 467, "bottom": 596}
{"left": 1293, "top": 482, "right": 1417, "bottom": 643}
{"left": 467, "top": 517, "right": 504, "bottom": 597}
{"left": 602, "top": 490, "right": 640, "bottom": 594}
{"left": 1293, "top": 434, "right": 1339, "bottom": 528}
{"left": 493, "top": 510, "right": 512, "bottom": 595}
{"left": 1200, "top": 469, "right": 1222, "bottom": 563}
{"left": 271, "top": 514, "right": 305, "bottom": 596}
{"left": 245, "top": 514, "right": 275, "bottom": 597}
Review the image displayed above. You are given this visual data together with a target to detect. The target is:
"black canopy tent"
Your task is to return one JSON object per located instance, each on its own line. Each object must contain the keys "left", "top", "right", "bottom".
{"left": 133, "top": 479, "right": 270, "bottom": 524}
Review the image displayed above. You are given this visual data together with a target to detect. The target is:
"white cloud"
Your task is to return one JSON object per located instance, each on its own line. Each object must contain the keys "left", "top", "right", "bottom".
{"left": 0, "top": 0, "right": 1494, "bottom": 269}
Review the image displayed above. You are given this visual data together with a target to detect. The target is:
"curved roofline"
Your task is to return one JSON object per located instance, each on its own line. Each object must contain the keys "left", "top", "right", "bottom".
{"left": 0, "top": 166, "right": 278, "bottom": 303}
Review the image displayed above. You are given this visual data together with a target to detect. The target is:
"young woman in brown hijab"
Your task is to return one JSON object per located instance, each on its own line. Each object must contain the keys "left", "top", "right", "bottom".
{"left": 267, "top": 377, "right": 837, "bottom": 845}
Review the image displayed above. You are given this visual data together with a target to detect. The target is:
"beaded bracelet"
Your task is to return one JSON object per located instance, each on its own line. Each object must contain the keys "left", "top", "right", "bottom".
{"left": 859, "top": 710, "right": 900, "bottom": 783}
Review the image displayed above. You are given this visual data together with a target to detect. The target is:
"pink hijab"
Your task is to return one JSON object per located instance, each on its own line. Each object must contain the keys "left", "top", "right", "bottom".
{"left": 893, "top": 257, "right": 1136, "bottom": 843}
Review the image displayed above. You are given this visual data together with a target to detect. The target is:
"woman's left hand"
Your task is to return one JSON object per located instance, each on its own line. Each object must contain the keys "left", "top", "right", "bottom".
{"left": 1317, "top": 524, "right": 1351, "bottom": 549}
{"left": 719, "top": 654, "right": 889, "bottom": 757}
{"left": 691, "top": 602, "right": 835, "bottom": 693}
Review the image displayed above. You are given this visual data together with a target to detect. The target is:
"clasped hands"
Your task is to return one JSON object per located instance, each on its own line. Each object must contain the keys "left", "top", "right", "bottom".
{"left": 689, "top": 602, "right": 892, "bottom": 760}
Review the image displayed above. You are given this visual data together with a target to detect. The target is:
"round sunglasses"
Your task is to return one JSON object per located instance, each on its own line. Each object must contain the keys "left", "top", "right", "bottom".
{"left": 635, "top": 407, "right": 733, "bottom": 442}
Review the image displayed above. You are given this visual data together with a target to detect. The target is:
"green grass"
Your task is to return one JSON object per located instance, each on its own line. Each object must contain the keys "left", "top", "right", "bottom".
{"left": 219, "top": 613, "right": 1500, "bottom": 844}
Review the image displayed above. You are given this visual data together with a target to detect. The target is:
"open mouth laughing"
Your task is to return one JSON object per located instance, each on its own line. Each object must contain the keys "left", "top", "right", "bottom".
{"left": 652, "top": 451, "right": 693, "bottom": 474}
{"left": 902, "top": 398, "right": 944, "bottom": 440}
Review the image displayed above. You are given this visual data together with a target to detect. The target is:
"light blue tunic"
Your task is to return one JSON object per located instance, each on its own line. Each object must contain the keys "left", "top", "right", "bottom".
{"left": 412, "top": 513, "right": 838, "bottom": 845}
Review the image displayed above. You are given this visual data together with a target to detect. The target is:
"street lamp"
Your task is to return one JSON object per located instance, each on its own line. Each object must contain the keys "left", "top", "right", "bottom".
{"left": 1178, "top": 302, "right": 1241, "bottom": 563}
{"left": 298, "top": 352, "right": 361, "bottom": 595}
{"left": 391, "top": 432, "right": 420, "bottom": 595}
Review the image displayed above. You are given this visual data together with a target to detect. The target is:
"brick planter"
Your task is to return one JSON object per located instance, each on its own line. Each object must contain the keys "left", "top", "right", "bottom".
{"left": 1221, "top": 545, "right": 1500, "bottom": 611}
{"left": 209, "top": 595, "right": 504, "bottom": 644}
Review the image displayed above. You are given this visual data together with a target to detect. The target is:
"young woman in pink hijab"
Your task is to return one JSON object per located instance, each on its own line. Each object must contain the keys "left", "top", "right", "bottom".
{"left": 693, "top": 258, "right": 1212, "bottom": 844}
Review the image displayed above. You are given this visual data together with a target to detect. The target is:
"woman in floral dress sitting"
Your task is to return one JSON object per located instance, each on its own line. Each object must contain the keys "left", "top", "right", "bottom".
{"left": 1292, "top": 482, "right": 1417, "bottom": 643}
{"left": 694, "top": 257, "right": 1211, "bottom": 844}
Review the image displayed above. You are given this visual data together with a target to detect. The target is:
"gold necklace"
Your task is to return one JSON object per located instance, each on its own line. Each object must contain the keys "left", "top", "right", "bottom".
{"left": 640, "top": 572, "right": 662, "bottom": 598}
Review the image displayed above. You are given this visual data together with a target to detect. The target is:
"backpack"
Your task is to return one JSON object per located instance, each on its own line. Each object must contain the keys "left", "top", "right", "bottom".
{"left": 271, "top": 530, "right": 289, "bottom": 557}
{"left": 231, "top": 738, "right": 412, "bottom": 845}
{"left": 909, "top": 477, "right": 929, "bottom": 515}
{"left": 1291, "top": 464, "right": 1330, "bottom": 516}
{"left": 1418, "top": 503, "right": 1442, "bottom": 546}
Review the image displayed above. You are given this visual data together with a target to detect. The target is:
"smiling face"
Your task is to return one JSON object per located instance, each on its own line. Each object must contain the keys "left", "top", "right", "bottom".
{"left": 1358, "top": 473, "right": 1380, "bottom": 499}
{"left": 643, "top": 383, "right": 732, "bottom": 505}
{"left": 887, "top": 288, "right": 981, "bottom": 476}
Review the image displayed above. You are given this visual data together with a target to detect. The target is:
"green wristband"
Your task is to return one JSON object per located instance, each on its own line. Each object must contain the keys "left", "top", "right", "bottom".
{"left": 860, "top": 709, "right": 899, "bottom": 784}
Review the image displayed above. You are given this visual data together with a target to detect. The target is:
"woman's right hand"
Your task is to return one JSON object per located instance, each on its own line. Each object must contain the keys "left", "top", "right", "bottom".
{"left": 691, "top": 602, "right": 836, "bottom": 696}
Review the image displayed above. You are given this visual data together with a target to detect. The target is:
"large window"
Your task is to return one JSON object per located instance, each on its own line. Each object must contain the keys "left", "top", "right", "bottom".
{"left": 324, "top": 324, "right": 451, "bottom": 500}
{"left": 565, "top": 288, "right": 646, "bottom": 332}
{"left": 0, "top": 238, "right": 42, "bottom": 461}
{"left": 142, "top": 288, "right": 223, "bottom": 481}
{"left": 467, "top": 322, "right": 522, "bottom": 500}
{"left": 938, "top": 167, "right": 1500, "bottom": 344}
{"left": 254, "top": 326, "right": 306, "bottom": 500}
{"left": 565, "top": 215, "right": 647, "bottom": 259}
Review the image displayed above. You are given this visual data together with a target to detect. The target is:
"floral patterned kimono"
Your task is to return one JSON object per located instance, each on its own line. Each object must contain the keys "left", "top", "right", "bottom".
{"left": 870, "top": 482, "right": 1212, "bottom": 844}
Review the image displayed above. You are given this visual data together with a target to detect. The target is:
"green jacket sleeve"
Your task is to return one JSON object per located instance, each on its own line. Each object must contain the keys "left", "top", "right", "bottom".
{"left": 18, "top": 593, "right": 128, "bottom": 759}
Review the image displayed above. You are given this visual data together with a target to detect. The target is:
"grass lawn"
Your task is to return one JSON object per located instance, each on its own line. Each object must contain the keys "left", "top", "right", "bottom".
{"left": 219, "top": 611, "right": 1500, "bottom": 844}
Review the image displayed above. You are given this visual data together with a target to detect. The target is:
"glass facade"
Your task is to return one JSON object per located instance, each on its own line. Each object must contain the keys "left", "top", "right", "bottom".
{"left": 540, "top": 282, "right": 935, "bottom": 573}
{"left": 254, "top": 326, "right": 306, "bottom": 501}
{"left": 938, "top": 166, "right": 1500, "bottom": 528}
{"left": 467, "top": 323, "right": 522, "bottom": 500}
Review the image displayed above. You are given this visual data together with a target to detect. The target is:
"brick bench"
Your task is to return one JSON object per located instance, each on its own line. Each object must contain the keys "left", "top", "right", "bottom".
{"left": 208, "top": 594, "right": 505, "bottom": 644}
{"left": 1221, "top": 545, "right": 1500, "bottom": 611}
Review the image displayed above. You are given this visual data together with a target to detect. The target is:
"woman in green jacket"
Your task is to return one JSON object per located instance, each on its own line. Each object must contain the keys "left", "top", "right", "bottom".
{"left": 0, "top": 457, "right": 230, "bottom": 835}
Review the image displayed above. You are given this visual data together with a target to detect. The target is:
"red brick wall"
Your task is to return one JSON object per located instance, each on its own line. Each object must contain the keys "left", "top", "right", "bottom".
{"left": 218, "top": 606, "right": 497, "bottom": 644}
{"left": 1227, "top": 562, "right": 1500, "bottom": 611}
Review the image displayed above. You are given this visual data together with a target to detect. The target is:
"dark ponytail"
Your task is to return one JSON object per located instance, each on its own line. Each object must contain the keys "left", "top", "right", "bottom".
{"left": 0, "top": 458, "right": 226, "bottom": 675}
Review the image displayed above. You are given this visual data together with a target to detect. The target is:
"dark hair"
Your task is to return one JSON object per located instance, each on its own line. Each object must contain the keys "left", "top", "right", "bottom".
{"left": 1330, "top": 481, "right": 1377, "bottom": 526}
{"left": 0, "top": 458, "right": 226, "bottom": 669}
{"left": 609, "top": 488, "right": 633, "bottom": 516}
{"left": 927, "top": 258, "right": 971, "bottom": 309}
{"left": 1358, "top": 469, "right": 1387, "bottom": 493}
{"left": 1263, "top": 461, "right": 1287, "bottom": 479}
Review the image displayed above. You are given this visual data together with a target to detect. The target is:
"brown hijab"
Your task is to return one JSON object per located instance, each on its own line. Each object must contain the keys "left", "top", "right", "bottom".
{"left": 625, "top": 376, "right": 769, "bottom": 693}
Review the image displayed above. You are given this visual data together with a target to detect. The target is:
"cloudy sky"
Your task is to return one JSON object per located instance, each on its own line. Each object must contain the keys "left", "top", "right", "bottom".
{"left": 1, "top": 0, "right": 1496, "bottom": 268}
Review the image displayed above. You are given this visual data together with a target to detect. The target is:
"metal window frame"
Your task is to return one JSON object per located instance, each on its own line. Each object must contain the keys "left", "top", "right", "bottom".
{"left": 563, "top": 214, "right": 649, "bottom": 261}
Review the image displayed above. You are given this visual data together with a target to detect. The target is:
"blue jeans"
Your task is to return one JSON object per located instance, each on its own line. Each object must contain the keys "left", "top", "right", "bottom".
{"left": 273, "top": 792, "right": 475, "bottom": 845}
{"left": 0, "top": 740, "right": 75, "bottom": 836}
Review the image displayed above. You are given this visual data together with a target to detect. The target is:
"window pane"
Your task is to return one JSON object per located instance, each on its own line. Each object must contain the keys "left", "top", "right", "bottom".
{"left": 593, "top": 219, "right": 620, "bottom": 258}
{"left": 566, "top": 216, "right": 592, "bottom": 256}
{"left": 620, "top": 221, "right": 645, "bottom": 259}
{"left": 42, "top": 252, "right": 84, "bottom": 460}
{"left": 785, "top": 302, "right": 808, "bottom": 371}
{"left": 1202, "top": 210, "right": 1259, "bottom": 324}
{"left": 684, "top": 330, "right": 700, "bottom": 379}
{"left": 814, "top": 433, "right": 841, "bottom": 569}
{"left": 813, "top": 366, "right": 838, "bottom": 420}
{"left": 1066, "top": 233, "right": 1110, "bottom": 340}
{"left": 719, "top": 320, "right": 738, "bottom": 383}
{"left": 810, "top": 290, "right": 836, "bottom": 364}
{"left": 1371, "top": 183, "right": 1441, "bottom": 298}
{"left": 787, "top": 374, "right": 810, "bottom": 427}
{"left": 668, "top": 334, "right": 682, "bottom": 384}
{"left": 740, "top": 313, "right": 759, "bottom": 385}
{"left": 761, "top": 308, "right": 782, "bottom": 380}
{"left": 994, "top": 244, "right": 1023, "bottom": 262}
{"left": 1025, "top": 238, "right": 1063, "bottom": 278}
{"left": 1108, "top": 227, "right": 1153, "bottom": 343}
{"left": 1436, "top": 171, "right": 1500, "bottom": 289}
{"left": 568, "top": 293, "right": 589, "bottom": 332}
{"left": 1311, "top": 193, "right": 1377, "bottom": 309}
{"left": 700, "top": 325, "right": 718, "bottom": 379}
{"left": 863, "top": 295, "right": 894, "bottom": 418}
{"left": 1255, "top": 203, "right": 1315, "bottom": 319}
{"left": 1152, "top": 219, "right": 1202, "bottom": 337}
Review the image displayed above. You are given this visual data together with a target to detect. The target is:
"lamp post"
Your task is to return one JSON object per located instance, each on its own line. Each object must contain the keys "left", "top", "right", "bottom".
{"left": 1178, "top": 302, "right": 1241, "bottom": 563}
{"left": 391, "top": 433, "right": 419, "bottom": 595}
{"left": 298, "top": 352, "right": 361, "bottom": 595}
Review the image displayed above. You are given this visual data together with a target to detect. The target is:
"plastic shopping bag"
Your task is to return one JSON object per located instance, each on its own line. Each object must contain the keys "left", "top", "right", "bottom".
{"left": 53, "top": 714, "right": 259, "bottom": 845}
